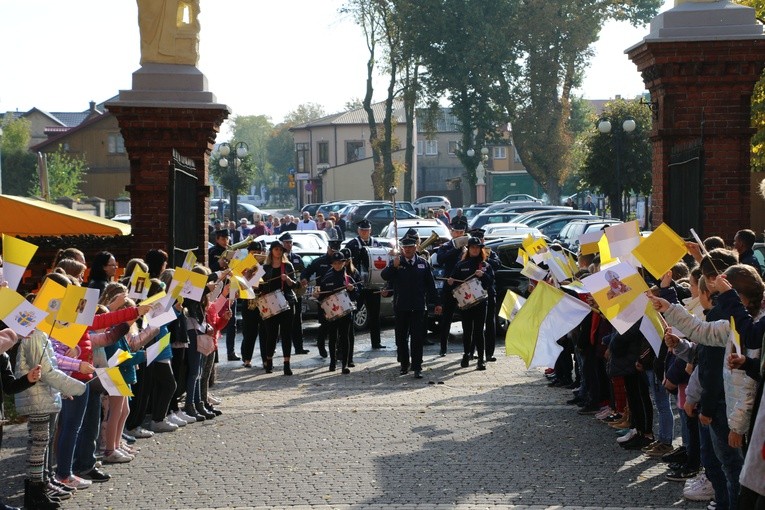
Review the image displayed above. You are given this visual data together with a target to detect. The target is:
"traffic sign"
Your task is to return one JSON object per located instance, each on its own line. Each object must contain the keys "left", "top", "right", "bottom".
{"left": 288, "top": 181, "right": 296, "bottom": 189}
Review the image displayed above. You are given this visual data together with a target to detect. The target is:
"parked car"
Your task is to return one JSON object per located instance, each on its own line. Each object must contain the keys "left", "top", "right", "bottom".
{"left": 468, "top": 211, "right": 523, "bottom": 230}
{"left": 220, "top": 203, "right": 265, "bottom": 222}
{"left": 343, "top": 201, "right": 390, "bottom": 226}
{"left": 363, "top": 207, "right": 419, "bottom": 235}
{"left": 558, "top": 218, "right": 623, "bottom": 251}
{"left": 254, "top": 231, "right": 329, "bottom": 251}
{"left": 316, "top": 201, "right": 364, "bottom": 219}
{"left": 111, "top": 214, "right": 131, "bottom": 224}
{"left": 482, "top": 223, "right": 543, "bottom": 241}
{"left": 412, "top": 195, "right": 451, "bottom": 214}
{"left": 379, "top": 218, "right": 451, "bottom": 244}
{"left": 448, "top": 206, "right": 487, "bottom": 222}
{"left": 512, "top": 207, "right": 581, "bottom": 226}
{"left": 301, "top": 203, "right": 323, "bottom": 217}
{"left": 532, "top": 215, "right": 601, "bottom": 240}
{"left": 396, "top": 201, "right": 416, "bottom": 215}
{"left": 500, "top": 194, "right": 542, "bottom": 203}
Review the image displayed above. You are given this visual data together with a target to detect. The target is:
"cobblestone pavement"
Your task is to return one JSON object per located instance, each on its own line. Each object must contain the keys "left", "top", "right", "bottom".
{"left": 1, "top": 322, "right": 706, "bottom": 510}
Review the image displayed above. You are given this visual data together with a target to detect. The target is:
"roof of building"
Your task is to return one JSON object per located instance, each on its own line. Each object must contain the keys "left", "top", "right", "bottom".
{"left": 291, "top": 99, "right": 406, "bottom": 130}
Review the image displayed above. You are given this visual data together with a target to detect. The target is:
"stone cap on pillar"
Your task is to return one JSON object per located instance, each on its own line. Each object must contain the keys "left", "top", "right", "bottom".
{"left": 627, "top": 0, "right": 764, "bottom": 51}
{"left": 106, "top": 63, "right": 230, "bottom": 112}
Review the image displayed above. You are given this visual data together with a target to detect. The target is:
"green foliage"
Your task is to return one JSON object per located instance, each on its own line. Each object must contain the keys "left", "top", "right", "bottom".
{"left": 736, "top": 0, "right": 765, "bottom": 171}
{"left": 231, "top": 115, "right": 274, "bottom": 189}
{"left": 580, "top": 98, "right": 652, "bottom": 220}
{"left": 267, "top": 126, "right": 295, "bottom": 175}
{"left": 1, "top": 115, "right": 31, "bottom": 151}
{"left": 282, "top": 103, "right": 326, "bottom": 126}
{"left": 42, "top": 145, "right": 88, "bottom": 200}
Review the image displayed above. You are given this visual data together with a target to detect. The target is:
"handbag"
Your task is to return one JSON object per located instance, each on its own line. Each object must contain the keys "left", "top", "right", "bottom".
{"left": 196, "top": 333, "right": 215, "bottom": 356}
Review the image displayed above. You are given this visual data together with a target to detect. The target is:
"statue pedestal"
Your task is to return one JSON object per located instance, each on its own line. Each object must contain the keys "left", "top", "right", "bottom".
{"left": 627, "top": 0, "right": 765, "bottom": 240}
{"left": 476, "top": 182, "right": 486, "bottom": 204}
{"left": 106, "top": 64, "right": 230, "bottom": 264}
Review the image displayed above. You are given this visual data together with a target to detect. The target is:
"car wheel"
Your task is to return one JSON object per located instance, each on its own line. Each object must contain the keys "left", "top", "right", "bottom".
{"left": 354, "top": 303, "right": 369, "bottom": 330}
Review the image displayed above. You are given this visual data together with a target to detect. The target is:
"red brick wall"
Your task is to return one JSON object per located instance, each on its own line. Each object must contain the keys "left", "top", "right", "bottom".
{"left": 628, "top": 39, "right": 765, "bottom": 241}
{"left": 106, "top": 106, "right": 229, "bottom": 266}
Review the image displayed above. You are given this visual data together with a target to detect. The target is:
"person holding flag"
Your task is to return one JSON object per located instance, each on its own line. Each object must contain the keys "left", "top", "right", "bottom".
{"left": 261, "top": 240, "right": 298, "bottom": 376}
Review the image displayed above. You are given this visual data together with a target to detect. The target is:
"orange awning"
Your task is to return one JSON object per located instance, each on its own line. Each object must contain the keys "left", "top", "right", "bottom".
{"left": 0, "top": 195, "right": 130, "bottom": 237}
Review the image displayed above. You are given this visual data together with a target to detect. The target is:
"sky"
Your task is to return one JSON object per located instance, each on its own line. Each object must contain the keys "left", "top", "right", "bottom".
{"left": 0, "top": 0, "right": 671, "bottom": 137}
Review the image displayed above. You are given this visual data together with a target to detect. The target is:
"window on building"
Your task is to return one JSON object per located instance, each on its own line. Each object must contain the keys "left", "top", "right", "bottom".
{"left": 417, "top": 140, "right": 424, "bottom": 155}
{"left": 107, "top": 133, "right": 125, "bottom": 154}
{"left": 295, "top": 142, "right": 309, "bottom": 172}
{"left": 346, "top": 141, "right": 365, "bottom": 163}
{"left": 425, "top": 140, "right": 438, "bottom": 156}
{"left": 493, "top": 146, "right": 507, "bottom": 159}
{"left": 317, "top": 141, "right": 329, "bottom": 164}
{"left": 448, "top": 141, "right": 458, "bottom": 156}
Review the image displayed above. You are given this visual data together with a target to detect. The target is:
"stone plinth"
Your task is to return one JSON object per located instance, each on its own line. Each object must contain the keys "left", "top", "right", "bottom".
{"left": 627, "top": 0, "right": 765, "bottom": 241}
{"left": 106, "top": 64, "right": 230, "bottom": 264}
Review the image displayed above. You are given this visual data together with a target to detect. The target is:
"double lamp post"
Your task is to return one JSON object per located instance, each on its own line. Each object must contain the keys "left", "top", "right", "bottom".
{"left": 597, "top": 117, "right": 635, "bottom": 221}
{"left": 217, "top": 141, "right": 249, "bottom": 222}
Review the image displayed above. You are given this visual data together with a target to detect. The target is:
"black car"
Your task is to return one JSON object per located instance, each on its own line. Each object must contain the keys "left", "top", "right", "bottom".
{"left": 301, "top": 203, "right": 322, "bottom": 217}
{"left": 363, "top": 207, "right": 419, "bottom": 235}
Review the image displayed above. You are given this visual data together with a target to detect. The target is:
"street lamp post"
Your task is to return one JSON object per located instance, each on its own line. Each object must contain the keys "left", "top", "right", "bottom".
{"left": 217, "top": 141, "right": 248, "bottom": 222}
{"left": 597, "top": 117, "right": 636, "bottom": 221}
{"left": 467, "top": 147, "right": 489, "bottom": 204}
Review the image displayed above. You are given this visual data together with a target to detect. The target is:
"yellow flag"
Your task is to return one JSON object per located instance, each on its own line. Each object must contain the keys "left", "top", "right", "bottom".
{"left": 173, "top": 267, "right": 207, "bottom": 302}
{"left": 48, "top": 322, "right": 87, "bottom": 349}
{"left": 498, "top": 289, "right": 526, "bottom": 322}
{"left": 127, "top": 265, "right": 150, "bottom": 300}
{"left": 597, "top": 234, "right": 614, "bottom": 264}
{"left": 0, "top": 287, "right": 47, "bottom": 337}
{"left": 96, "top": 367, "right": 133, "bottom": 397}
{"left": 107, "top": 348, "right": 133, "bottom": 368}
{"left": 631, "top": 223, "right": 687, "bottom": 279}
{"left": 2, "top": 234, "right": 38, "bottom": 290}
{"left": 230, "top": 253, "right": 259, "bottom": 277}
{"left": 146, "top": 332, "right": 171, "bottom": 365}
{"left": 33, "top": 278, "right": 67, "bottom": 328}
{"left": 181, "top": 251, "right": 197, "bottom": 271}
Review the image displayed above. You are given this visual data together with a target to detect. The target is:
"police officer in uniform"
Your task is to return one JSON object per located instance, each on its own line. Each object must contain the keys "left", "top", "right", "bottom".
{"left": 280, "top": 232, "right": 309, "bottom": 355}
{"left": 301, "top": 240, "right": 342, "bottom": 358}
{"left": 469, "top": 228, "right": 500, "bottom": 361}
{"left": 381, "top": 236, "right": 441, "bottom": 379}
{"left": 345, "top": 219, "right": 385, "bottom": 349}
{"left": 435, "top": 216, "right": 468, "bottom": 356}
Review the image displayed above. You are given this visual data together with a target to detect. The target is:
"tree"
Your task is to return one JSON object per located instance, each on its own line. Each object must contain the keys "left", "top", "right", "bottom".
{"left": 580, "top": 98, "right": 652, "bottom": 220}
{"left": 1, "top": 116, "right": 37, "bottom": 196}
{"left": 282, "top": 103, "right": 326, "bottom": 126}
{"left": 231, "top": 115, "right": 275, "bottom": 194}
{"left": 737, "top": 0, "right": 765, "bottom": 171}
{"left": 42, "top": 145, "right": 88, "bottom": 200}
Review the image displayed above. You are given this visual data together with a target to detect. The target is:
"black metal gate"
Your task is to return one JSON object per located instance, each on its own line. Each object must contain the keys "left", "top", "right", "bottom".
{"left": 169, "top": 150, "right": 198, "bottom": 267}
{"left": 667, "top": 140, "right": 703, "bottom": 237}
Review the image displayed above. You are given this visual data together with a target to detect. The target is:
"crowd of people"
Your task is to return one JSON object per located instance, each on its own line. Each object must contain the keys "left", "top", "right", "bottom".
{"left": 542, "top": 229, "right": 764, "bottom": 510}
{"left": 1, "top": 207, "right": 764, "bottom": 509}
{"left": 208, "top": 211, "right": 347, "bottom": 245}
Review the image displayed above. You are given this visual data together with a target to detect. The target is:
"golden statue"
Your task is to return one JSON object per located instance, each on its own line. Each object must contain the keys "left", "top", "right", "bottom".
{"left": 137, "top": 0, "right": 200, "bottom": 66}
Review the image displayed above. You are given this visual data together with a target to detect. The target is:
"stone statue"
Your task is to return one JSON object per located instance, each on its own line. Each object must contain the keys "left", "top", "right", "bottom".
{"left": 475, "top": 161, "right": 486, "bottom": 185}
{"left": 137, "top": 0, "right": 200, "bottom": 66}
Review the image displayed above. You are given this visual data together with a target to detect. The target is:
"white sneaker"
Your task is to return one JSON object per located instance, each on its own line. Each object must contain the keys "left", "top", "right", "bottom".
{"left": 127, "top": 426, "right": 154, "bottom": 439}
{"left": 684, "top": 473, "right": 707, "bottom": 490}
{"left": 151, "top": 419, "right": 178, "bottom": 433}
{"left": 208, "top": 394, "right": 222, "bottom": 406}
{"left": 616, "top": 428, "right": 638, "bottom": 443}
{"left": 56, "top": 475, "right": 92, "bottom": 489}
{"left": 167, "top": 413, "right": 187, "bottom": 427}
{"left": 176, "top": 411, "right": 198, "bottom": 424}
{"left": 103, "top": 450, "right": 132, "bottom": 464}
{"left": 683, "top": 476, "right": 715, "bottom": 501}
{"left": 707, "top": 501, "right": 717, "bottom": 510}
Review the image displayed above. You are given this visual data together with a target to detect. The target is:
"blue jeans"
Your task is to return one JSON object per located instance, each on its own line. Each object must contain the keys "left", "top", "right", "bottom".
{"left": 73, "top": 383, "right": 102, "bottom": 474}
{"left": 55, "top": 384, "right": 89, "bottom": 479}
{"left": 700, "top": 422, "right": 728, "bottom": 508}
{"left": 707, "top": 404, "right": 744, "bottom": 510}
{"left": 647, "top": 370, "right": 674, "bottom": 444}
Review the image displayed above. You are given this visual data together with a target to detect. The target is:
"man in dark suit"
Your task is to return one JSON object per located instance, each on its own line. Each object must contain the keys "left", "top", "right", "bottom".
{"left": 381, "top": 236, "right": 441, "bottom": 379}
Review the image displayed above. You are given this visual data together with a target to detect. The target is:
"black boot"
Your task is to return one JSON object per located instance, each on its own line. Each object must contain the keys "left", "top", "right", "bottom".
{"left": 24, "top": 479, "right": 60, "bottom": 510}
{"left": 184, "top": 404, "right": 205, "bottom": 422}
{"left": 476, "top": 358, "right": 486, "bottom": 371}
{"left": 195, "top": 402, "right": 215, "bottom": 419}
{"left": 283, "top": 361, "right": 292, "bottom": 376}
{"left": 328, "top": 358, "right": 336, "bottom": 372}
{"left": 461, "top": 354, "right": 470, "bottom": 368}
{"left": 318, "top": 344, "right": 328, "bottom": 358}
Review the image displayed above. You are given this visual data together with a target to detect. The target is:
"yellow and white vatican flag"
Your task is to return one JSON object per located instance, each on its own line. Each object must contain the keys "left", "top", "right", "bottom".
{"left": 230, "top": 274, "right": 256, "bottom": 299}
{"left": 1, "top": 234, "right": 38, "bottom": 291}
{"left": 581, "top": 261, "right": 649, "bottom": 335}
{"left": 521, "top": 259, "right": 548, "bottom": 282}
{"left": 95, "top": 367, "right": 133, "bottom": 397}
{"left": 639, "top": 303, "right": 666, "bottom": 355}
{"left": 107, "top": 348, "right": 133, "bottom": 368}
{"left": 48, "top": 322, "right": 88, "bottom": 349}
{"left": 578, "top": 230, "right": 602, "bottom": 256}
{"left": 604, "top": 221, "right": 641, "bottom": 266}
{"left": 247, "top": 264, "right": 266, "bottom": 288}
{"left": 631, "top": 223, "right": 687, "bottom": 280}
{"left": 146, "top": 332, "right": 171, "bottom": 365}
{"left": 173, "top": 267, "right": 207, "bottom": 302}
{"left": 0, "top": 287, "right": 47, "bottom": 337}
{"left": 498, "top": 289, "right": 526, "bottom": 323}
{"left": 127, "top": 265, "right": 150, "bottom": 301}
{"left": 57, "top": 286, "right": 99, "bottom": 326}
{"left": 547, "top": 249, "right": 575, "bottom": 283}
{"left": 730, "top": 317, "right": 742, "bottom": 355}
{"left": 181, "top": 250, "right": 197, "bottom": 271}
{"left": 230, "top": 253, "right": 259, "bottom": 278}
{"left": 522, "top": 234, "right": 549, "bottom": 264}
{"left": 33, "top": 278, "right": 66, "bottom": 328}
{"left": 505, "top": 282, "right": 591, "bottom": 368}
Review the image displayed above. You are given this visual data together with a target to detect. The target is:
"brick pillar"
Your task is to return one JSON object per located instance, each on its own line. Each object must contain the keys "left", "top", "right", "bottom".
{"left": 626, "top": 1, "right": 765, "bottom": 242}
{"left": 106, "top": 64, "right": 229, "bottom": 265}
